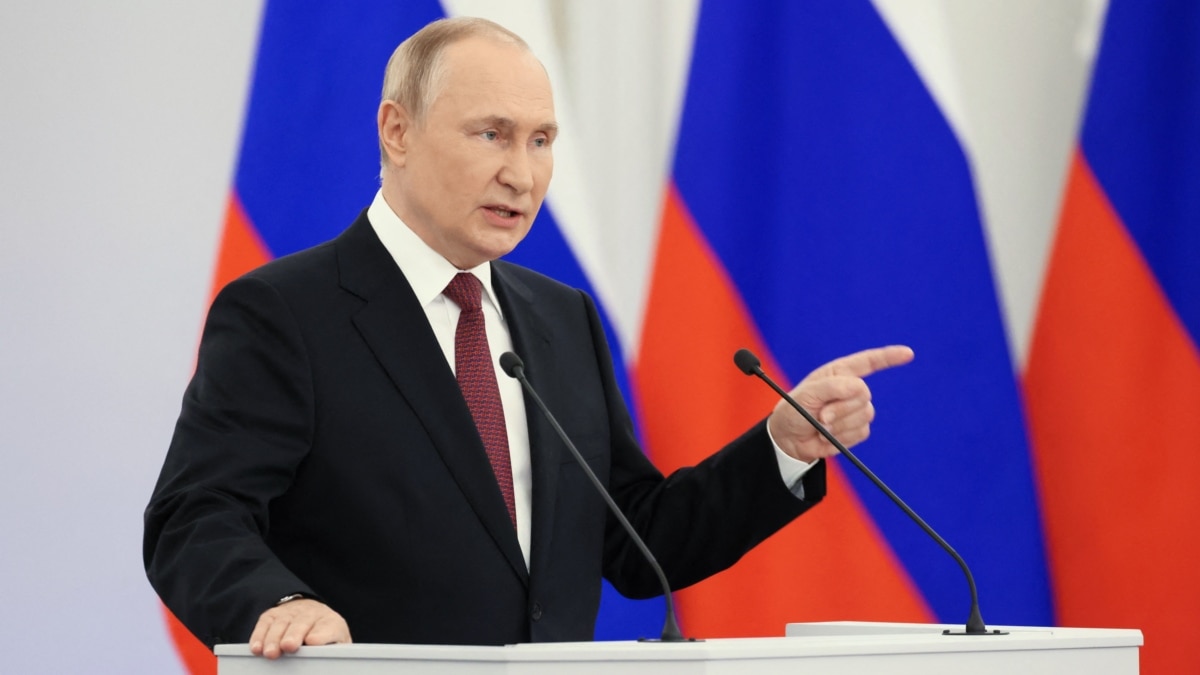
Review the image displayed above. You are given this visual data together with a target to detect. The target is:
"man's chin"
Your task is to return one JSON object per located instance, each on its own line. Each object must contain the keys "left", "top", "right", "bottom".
{"left": 479, "top": 232, "right": 530, "bottom": 262}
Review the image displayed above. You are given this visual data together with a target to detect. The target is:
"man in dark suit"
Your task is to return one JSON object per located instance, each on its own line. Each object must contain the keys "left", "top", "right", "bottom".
{"left": 144, "top": 17, "right": 913, "bottom": 659}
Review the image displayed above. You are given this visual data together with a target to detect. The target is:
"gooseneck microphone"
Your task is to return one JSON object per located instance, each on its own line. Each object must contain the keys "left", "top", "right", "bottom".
{"left": 733, "top": 348, "right": 1002, "bottom": 636}
{"left": 499, "top": 352, "right": 693, "bottom": 643}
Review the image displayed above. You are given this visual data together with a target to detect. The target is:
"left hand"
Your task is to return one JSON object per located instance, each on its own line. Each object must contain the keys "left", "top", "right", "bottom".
{"left": 249, "top": 598, "right": 352, "bottom": 659}
{"left": 768, "top": 345, "right": 914, "bottom": 463}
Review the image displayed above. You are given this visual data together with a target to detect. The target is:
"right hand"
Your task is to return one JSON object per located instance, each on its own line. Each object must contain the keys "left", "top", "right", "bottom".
{"left": 767, "top": 345, "right": 914, "bottom": 463}
{"left": 249, "top": 598, "right": 352, "bottom": 659}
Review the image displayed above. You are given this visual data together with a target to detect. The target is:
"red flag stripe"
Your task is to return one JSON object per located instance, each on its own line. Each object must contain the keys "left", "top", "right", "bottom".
{"left": 1025, "top": 150, "right": 1200, "bottom": 673}
{"left": 210, "top": 192, "right": 272, "bottom": 297}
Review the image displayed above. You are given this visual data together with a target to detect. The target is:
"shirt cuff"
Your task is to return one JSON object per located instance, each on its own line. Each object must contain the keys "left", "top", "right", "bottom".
{"left": 767, "top": 420, "right": 819, "bottom": 499}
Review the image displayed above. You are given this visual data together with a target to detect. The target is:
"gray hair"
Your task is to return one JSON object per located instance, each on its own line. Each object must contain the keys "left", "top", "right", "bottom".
{"left": 378, "top": 17, "right": 530, "bottom": 169}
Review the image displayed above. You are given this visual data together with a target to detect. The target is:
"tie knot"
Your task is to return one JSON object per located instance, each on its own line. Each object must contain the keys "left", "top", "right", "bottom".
{"left": 443, "top": 272, "right": 483, "bottom": 312}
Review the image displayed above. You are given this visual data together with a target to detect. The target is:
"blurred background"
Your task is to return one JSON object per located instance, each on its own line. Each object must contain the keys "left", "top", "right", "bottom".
{"left": 3, "top": 0, "right": 1196, "bottom": 672}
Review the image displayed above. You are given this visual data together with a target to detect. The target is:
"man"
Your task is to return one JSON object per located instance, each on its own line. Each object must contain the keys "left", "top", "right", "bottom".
{"left": 144, "top": 17, "right": 913, "bottom": 660}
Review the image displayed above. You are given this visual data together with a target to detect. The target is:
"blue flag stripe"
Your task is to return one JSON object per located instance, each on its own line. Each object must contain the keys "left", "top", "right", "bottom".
{"left": 1080, "top": 0, "right": 1200, "bottom": 346}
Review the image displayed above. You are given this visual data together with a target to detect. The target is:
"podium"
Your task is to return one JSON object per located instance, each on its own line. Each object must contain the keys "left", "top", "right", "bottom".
{"left": 215, "top": 622, "right": 1142, "bottom": 674}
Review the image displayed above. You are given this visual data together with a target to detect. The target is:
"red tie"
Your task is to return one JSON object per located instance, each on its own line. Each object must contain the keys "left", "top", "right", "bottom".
{"left": 443, "top": 273, "right": 516, "bottom": 527}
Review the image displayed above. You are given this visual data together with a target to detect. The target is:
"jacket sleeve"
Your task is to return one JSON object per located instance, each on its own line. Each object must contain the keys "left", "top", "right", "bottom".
{"left": 143, "top": 276, "right": 320, "bottom": 646}
{"left": 584, "top": 290, "right": 826, "bottom": 598}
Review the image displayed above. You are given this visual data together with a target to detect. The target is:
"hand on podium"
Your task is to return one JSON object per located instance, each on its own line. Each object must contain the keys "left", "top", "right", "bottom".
{"left": 249, "top": 597, "right": 352, "bottom": 659}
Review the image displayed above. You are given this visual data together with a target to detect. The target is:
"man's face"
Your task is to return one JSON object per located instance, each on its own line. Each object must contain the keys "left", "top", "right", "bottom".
{"left": 388, "top": 37, "right": 557, "bottom": 269}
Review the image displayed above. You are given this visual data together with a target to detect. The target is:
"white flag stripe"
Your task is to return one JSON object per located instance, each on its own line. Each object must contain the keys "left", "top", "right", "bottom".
{"left": 874, "top": 0, "right": 1106, "bottom": 367}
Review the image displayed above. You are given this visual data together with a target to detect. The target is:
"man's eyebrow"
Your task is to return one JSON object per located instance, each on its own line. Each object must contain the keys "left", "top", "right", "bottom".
{"left": 474, "top": 116, "right": 559, "bottom": 135}
{"left": 478, "top": 115, "right": 516, "bottom": 129}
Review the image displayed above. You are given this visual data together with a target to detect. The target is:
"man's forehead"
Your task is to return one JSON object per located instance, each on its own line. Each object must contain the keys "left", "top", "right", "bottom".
{"left": 436, "top": 83, "right": 556, "bottom": 121}
{"left": 441, "top": 36, "right": 546, "bottom": 80}
{"left": 434, "top": 39, "right": 556, "bottom": 122}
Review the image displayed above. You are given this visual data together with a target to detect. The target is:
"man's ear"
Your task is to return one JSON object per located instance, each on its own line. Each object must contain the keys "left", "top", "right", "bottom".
{"left": 378, "top": 100, "right": 412, "bottom": 167}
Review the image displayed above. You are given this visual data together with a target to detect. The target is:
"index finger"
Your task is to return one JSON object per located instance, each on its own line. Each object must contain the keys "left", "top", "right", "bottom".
{"left": 817, "top": 345, "right": 914, "bottom": 379}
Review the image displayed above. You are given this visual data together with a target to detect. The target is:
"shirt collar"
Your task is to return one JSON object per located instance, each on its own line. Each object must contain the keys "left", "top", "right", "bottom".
{"left": 366, "top": 190, "right": 504, "bottom": 317}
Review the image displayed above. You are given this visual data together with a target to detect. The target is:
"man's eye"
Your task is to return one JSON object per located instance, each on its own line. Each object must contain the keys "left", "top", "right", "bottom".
{"left": 481, "top": 130, "right": 498, "bottom": 141}
{"left": 532, "top": 137, "right": 547, "bottom": 148}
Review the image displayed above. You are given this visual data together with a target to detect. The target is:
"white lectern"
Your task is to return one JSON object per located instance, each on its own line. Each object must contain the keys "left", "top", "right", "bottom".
{"left": 215, "top": 622, "right": 1142, "bottom": 674}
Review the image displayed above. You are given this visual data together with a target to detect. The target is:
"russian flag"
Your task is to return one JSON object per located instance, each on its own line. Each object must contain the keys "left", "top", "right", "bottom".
{"left": 1026, "top": 1, "right": 1200, "bottom": 672}
{"left": 643, "top": 0, "right": 1051, "bottom": 636}
{"left": 163, "top": 0, "right": 1198, "bottom": 673}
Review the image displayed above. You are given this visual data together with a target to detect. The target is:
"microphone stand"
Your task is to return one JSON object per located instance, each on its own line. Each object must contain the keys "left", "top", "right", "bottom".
{"left": 500, "top": 352, "right": 695, "bottom": 642}
{"left": 733, "top": 349, "right": 1003, "bottom": 636}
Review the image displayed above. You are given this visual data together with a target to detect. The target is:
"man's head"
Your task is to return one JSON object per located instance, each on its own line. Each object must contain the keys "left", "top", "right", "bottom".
{"left": 377, "top": 18, "right": 557, "bottom": 269}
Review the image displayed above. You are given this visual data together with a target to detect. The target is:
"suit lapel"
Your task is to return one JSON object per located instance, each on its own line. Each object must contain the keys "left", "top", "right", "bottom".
{"left": 491, "top": 262, "right": 561, "bottom": 580}
{"left": 334, "top": 216, "right": 528, "bottom": 585}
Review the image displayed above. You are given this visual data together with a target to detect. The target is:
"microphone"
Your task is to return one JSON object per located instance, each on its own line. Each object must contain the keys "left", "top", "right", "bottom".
{"left": 499, "top": 351, "right": 694, "bottom": 643}
{"left": 733, "top": 348, "right": 1003, "bottom": 636}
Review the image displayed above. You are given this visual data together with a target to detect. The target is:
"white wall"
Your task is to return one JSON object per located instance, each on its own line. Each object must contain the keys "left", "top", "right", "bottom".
{"left": 0, "top": 2, "right": 263, "bottom": 672}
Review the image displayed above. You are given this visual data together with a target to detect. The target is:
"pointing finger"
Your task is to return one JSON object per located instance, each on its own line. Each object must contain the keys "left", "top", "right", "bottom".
{"left": 817, "top": 345, "right": 914, "bottom": 379}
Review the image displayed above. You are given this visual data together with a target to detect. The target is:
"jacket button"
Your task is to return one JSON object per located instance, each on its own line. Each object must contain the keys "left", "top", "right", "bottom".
{"left": 531, "top": 602, "right": 543, "bottom": 621}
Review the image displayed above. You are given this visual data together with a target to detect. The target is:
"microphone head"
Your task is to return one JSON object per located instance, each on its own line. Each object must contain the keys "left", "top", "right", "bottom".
{"left": 733, "top": 348, "right": 762, "bottom": 375}
{"left": 499, "top": 351, "right": 524, "bottom": 378}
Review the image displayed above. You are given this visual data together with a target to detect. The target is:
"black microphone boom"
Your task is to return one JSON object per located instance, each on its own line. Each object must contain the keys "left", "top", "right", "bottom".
{"left": 499, "top": 351, "right": 693, "bottom": 642}
{"left": 733, "top": 348, "right": 1003, "bottom": 636}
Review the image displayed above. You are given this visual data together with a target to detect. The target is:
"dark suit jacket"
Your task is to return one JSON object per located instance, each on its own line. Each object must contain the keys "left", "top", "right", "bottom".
{"left": 144, "top": 212, "right": 825, "bottom": 647}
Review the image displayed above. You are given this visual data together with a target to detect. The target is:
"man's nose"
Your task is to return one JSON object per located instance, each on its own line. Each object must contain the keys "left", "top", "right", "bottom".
{"left": 498, "top": 145, "right": 535, "bottom": 193}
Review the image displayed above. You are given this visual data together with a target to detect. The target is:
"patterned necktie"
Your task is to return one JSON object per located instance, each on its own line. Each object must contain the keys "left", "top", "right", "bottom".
{"left": 443, "top": 273, "right": 516, "bottom": 527}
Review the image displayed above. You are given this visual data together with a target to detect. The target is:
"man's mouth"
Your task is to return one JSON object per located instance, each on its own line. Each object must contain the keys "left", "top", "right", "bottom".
{"left": 488, "top": 206, "right": 519, "bottom": 218}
